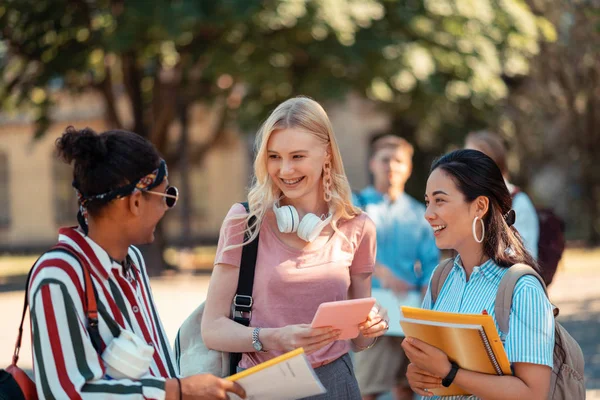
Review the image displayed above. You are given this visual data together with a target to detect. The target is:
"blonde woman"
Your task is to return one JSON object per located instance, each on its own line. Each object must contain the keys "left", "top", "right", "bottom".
{"left": 202, "top": 96, "right": 389, "bottom": 399}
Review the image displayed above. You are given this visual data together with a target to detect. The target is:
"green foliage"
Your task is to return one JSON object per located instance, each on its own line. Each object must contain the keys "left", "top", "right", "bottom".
{"left": 0, "top": 0, "right": 552, "bottom": 147}
{"left": 351, "top": 0, "right": 554, "bottom": 149}
{"left": 495, "top": 0, "right": 600, "bottom": 243}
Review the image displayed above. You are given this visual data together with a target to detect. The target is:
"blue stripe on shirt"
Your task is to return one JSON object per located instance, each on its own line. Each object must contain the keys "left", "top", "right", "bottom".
{"left": 420, "top": 256, "right": 554, "bottom": 400}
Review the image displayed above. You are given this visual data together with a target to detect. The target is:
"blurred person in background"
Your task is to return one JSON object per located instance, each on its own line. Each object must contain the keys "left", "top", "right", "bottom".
{"left": 353, "top": 134, "right": 439, "bottom": 400}
{"left": 464, "top": 131, "right": 539, "bottom": 259}
{"left": 28, "top": 127, "right": 245, "bottom": 400}
{"left": 201, "top": 97, "right": 389, "bottom": 399}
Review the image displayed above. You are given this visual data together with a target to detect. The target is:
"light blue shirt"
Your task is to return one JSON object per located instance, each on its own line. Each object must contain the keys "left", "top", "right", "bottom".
{"left": 354, "top": 187, "right": 439, "bottom": 289}
{"left": 512, "top": 191, "right": 539, "bottom": 259}
{"left": 421, "top": 256, "right": 555, "bottom": 399}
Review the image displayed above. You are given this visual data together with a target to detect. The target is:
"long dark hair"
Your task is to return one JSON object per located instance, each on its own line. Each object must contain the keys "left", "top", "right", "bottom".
{"left": 431, "top": 149, "right": 539, "bottom": 271}
{"left": 55, "top": 126, "right": 161, "bottom": 218}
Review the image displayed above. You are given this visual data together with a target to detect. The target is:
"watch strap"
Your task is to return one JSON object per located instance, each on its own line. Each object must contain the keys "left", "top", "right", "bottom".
{"left": 252, "top": 327, "right": 266, "bottom": 352}
{"left": 442, "top": 361, "right": 459, "bottom": 387}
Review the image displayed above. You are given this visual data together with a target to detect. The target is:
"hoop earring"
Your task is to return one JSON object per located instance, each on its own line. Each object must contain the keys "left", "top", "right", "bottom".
{"left": 472, "top": 216, "right": 485, "bottom": 243}
{"left": 323, "top": 161, "right": 332, "bottom": 203}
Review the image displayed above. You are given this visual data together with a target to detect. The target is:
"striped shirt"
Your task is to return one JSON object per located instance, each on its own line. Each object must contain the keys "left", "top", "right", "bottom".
{"left": 29, "top": 227, "right": 178, "bottom": 399}
{"left": 420, "top": 256, "right": 554, "bottom": 400}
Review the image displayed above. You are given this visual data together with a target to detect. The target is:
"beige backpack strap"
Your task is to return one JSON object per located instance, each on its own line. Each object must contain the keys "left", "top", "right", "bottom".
{"left": 430, "top": 258, "right": 455, "bottom": 306}
{"left": 495, "top": 263, "right": 549, "bottom": 335}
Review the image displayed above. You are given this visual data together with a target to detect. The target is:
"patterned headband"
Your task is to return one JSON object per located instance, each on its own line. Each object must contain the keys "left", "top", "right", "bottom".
{"left": 74, "top": 159, "right": 168, "bottom": 208}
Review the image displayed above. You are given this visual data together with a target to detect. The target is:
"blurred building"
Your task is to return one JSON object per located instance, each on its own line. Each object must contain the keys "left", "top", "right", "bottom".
{"left": 0, "top": 93, "right": 388, "bottom": 251}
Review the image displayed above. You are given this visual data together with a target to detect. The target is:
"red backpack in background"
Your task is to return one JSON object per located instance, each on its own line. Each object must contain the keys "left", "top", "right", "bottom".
{"left": 512, "top": 187, "right": 566, "bottom": 286}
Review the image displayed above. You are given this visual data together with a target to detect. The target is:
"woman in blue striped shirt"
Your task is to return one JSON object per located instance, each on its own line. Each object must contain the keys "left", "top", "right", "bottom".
{"left": 401, "top": 149, "right": 554, "bottom": 399}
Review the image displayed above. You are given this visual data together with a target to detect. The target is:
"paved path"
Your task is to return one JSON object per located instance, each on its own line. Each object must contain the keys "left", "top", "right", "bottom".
{"left": 1, "top": 266, "right": 598, "bottom": 398}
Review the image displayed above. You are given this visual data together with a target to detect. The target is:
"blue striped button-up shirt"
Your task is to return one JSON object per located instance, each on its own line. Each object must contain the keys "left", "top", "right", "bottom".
{"left": 420, "top": 257, "right": 554, "bottom": 400}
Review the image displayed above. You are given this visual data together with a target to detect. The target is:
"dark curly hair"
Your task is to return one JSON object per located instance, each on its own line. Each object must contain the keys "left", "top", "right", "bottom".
{"left": 55, "top": 126, "right": 161, "bottom": 217}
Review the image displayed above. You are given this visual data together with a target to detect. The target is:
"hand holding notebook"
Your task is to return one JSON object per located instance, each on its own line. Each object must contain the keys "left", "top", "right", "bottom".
{"left": 399, "top": 306, "right": 511, "bottom": 396}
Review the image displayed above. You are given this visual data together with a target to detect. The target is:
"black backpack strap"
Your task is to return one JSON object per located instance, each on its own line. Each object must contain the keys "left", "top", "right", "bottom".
{"left": 232, "top": 202, "right": 259, "bottom": 324}
{"left": 230, "top": 202, "right": 259, "bottom": 375}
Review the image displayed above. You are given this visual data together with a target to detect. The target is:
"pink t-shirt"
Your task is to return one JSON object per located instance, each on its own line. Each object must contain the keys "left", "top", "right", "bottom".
{"left": 214, "top": 203, "right": 377, "bottom": 368}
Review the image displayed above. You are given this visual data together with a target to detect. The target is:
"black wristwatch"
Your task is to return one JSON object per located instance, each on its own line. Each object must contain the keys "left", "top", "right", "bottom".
{"left": 442, "top": 361, "right": 460, "bottom": 387}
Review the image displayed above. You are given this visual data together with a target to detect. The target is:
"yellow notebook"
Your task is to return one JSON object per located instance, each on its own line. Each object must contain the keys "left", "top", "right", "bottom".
{"left": 226, "top": 348, "right": 326, "bottom": 399}
{"left": 400, "top": 306, "right": 511, "bottom": 397}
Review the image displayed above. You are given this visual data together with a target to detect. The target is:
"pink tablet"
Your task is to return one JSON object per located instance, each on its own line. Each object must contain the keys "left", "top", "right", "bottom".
{"left": 311, "top": 297, "right": 376, "bottom": 340}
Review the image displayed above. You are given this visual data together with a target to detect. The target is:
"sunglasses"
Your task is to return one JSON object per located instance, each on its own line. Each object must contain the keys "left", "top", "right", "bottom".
{"left": 144, "top": 186, "right": 179, "bottom": 208}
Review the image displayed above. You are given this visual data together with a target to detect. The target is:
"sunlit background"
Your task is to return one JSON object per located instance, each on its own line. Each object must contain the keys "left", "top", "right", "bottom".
{"left": 0, "top": 0, "right": 598, "bottom": 397}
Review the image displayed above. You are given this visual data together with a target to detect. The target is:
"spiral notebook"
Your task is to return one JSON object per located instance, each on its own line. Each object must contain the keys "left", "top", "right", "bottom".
{"left": 399, "top": 307, "right": 511, "bottom": 397}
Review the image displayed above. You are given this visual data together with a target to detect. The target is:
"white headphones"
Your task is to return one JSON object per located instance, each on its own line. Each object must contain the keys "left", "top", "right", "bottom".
{"left": 102, "top": 329, "right": 154, "bottom": 380}
{"left": 272, "top": 202, "right": 332, "bottom": 242}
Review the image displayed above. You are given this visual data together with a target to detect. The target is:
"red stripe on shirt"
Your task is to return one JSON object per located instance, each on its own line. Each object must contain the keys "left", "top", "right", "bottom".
{"left": 131, "top": 266, "right": 161, "bottom": 346}
{"left": 30, "top": 259, "right": 85, "bottom": 304}
{"left": 60, "top": 228, "right": 109, "bottom": 280}
{"left": 42, "top": 285, "right": 83, "bottom": 400}
{"left": 113, "top": 274, "right": 168, "bottom": 378}
{"left": 57, "top": 239, "right": 127, "bottom": 328}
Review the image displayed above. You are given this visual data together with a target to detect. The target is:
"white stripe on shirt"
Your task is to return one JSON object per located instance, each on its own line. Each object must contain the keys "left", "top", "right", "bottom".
{"left": 29, "top": 227, "right": 178, "bottom": 399}
{"left": 420, "top": 256, "right": 554, "bottom": 400}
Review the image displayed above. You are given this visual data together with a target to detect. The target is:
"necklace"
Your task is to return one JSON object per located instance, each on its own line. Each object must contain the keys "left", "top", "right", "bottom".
{"left": 109, "top": 255, "right": 136, "bottom": 283}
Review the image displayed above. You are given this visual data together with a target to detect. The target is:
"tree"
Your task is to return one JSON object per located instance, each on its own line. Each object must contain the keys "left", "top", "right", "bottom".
{"left": 0, "top": 0, "right": 554, "bottom": 268}
{"left": 0, "top": 0, "right": 386, "bottom": 273}
{"left": 497, "top": 0, "right": 600, "bottom": 244}
{"left": 205, "top": 0, "right": 554, "bottom": 197}
{"left": 343, "top": 0, "right": 555, "bottom": 194}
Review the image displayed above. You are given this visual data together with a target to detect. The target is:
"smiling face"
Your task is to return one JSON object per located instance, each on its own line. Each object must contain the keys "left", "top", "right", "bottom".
{"left": 267, "top": 127, "right": 329, "bottom": 202}
{"left": 424, "top": 168, "right": 481, "bottom": 251}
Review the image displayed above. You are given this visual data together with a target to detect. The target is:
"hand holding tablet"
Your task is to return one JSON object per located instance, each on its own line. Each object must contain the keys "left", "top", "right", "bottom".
{"left": 311, "top": 298, "right": 377, "bottom": 340}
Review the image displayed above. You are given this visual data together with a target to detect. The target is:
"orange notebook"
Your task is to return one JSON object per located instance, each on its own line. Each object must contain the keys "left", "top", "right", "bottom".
{"left": 400, "top": 306, "right": 511, "bottom": 397}
{"left": 311, "top": 297, "right": 376, "bottom": 340}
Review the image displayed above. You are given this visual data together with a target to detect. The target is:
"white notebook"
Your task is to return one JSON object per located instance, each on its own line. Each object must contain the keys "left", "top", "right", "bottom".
{"left": 372, "top": 288, "right": 422, "bottom": 336}
{"left": 227, "top": 348, "right": 326, "bottom": 400}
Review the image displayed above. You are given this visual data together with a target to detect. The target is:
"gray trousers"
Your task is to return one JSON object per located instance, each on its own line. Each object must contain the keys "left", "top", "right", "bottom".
{"left": 300, "top": 353, "right": 361, "bottom": 400}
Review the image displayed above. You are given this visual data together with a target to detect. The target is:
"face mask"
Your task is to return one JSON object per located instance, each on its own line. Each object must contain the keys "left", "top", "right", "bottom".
{"left": 102, "top": 330, "right": 155, "bottom": 380}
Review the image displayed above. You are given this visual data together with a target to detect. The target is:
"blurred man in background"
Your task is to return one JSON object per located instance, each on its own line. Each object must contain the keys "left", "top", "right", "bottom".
{"left": 353, "top": 134, "right": 439, "bottom": 400}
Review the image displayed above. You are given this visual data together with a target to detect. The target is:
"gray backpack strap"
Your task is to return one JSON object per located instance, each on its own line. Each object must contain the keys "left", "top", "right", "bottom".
{"left": 495, "top": 263, "right": 548, "bottom": 335}
{"left": 430, "top": 258, "right": 455, "bottom": 306}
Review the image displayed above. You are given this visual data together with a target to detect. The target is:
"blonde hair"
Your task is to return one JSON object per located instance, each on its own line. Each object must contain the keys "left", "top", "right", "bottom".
{"left": 225, "top": 96, "right": 361, "bottom": 248}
